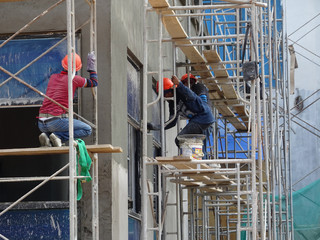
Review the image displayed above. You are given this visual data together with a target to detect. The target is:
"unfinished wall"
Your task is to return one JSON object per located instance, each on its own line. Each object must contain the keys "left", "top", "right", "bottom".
{"left": 0, "top": 0, "right": 198, "bottom": 239}
{"left": 0, "top": 0, "right": 128, "bottom": 239}
{"left": 287, "top": 0, "right": 320, "bottom": 190}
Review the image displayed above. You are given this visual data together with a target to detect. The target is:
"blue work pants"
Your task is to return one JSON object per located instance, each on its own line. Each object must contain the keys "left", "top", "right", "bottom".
{"left": 38, "top": 117, "right": 92, "bottom": 142}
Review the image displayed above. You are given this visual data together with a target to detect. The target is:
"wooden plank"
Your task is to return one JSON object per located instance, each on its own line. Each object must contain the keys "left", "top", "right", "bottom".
{"left": 156, "top": 155, "right": 192, "bottom": 162}
{"left": 204, "top": 50, "right": 237, "bottom": 99}
{"left": 171, "top": 178, "right": 223, "bottom": 192}
{"left": 149, "top": 0, "right": 216, "bottom": 86}
{"left": 148, "top": 0, "right": 247, "bottom": 131}
{"left": 170, "top": 178, "right": 202, "bottom": 186}
{"left": 156, "top": 156, "right": 234, "bottom": 186}
{"left": 0, "top": 144, "right": 123, "bottom": 156}
{"left": 204, "top": 50, "right": 249, "bottom": 129}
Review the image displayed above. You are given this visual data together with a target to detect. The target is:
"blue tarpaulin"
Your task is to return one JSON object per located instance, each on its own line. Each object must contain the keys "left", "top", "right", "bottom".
{"left": 0, "top": 37, "right": 67, "bottom": 106}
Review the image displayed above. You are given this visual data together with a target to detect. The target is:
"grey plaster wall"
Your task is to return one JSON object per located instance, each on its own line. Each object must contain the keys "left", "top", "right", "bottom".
{"left": 289, "top": 89, "right": 320, "bottom": 190}
{"left": 287, "top": 0, "right": 320, "bottom": 190}
{"left": 0, "top": 0, "right": 198, "bottom": 239}
{"left": 0, "top": 1, "right": 128, "bottom": 239}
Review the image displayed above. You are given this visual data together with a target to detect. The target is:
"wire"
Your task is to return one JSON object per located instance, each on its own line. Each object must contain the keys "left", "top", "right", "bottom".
{"left": 293, "top": 166, "right": 320, "bottom": 186}
{"left": 295, "top": 23, "right": 320, "bottom": 43}
{"left": 289, "top": 38, "right": 320, "bottom": 59}
{"left": 290, "top": 89, "right": 320, "bottom": 111}
{"left": 288, "top": 12, "right": 320, "bottom": 37}
{"left": 294, "top": 51, "right": 320, "bottom": 68}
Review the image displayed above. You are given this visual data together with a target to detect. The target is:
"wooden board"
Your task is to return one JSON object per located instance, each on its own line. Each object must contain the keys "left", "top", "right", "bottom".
{"left": 148, "top": 0, "right": 248, "bottom": 131}
{"left": 204, "top": 50, "right": 249, "bottom": 128}
{"left": 156, "top": 156, "right": 234, "bottom": 187}
{"left": 0, "top": 144, "right": 123, "bottom": 156}
{"left": 149, "top": 0, "right": 215, "bottom": 81}
{"left": 155, "top": 155, "right": 192, "bottom": 162}
{"left": 204, "top": 50, "right": 237, "bottom": 99}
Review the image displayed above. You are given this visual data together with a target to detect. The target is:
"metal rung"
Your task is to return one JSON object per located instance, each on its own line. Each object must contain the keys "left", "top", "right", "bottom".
{"left": 239, "top": 227, "right": 253, "bottom": 231}
{"left": 166, "top": 232, "right": 178, "bottom": 235}
{"left": 183, "top": 211, "right": 192, "bottom": 215}
{"left": 148, "top": 192, "right": 159, "bottom": 196}
{"left": 147, "top": 227, "right": 159, "bottom": 231}
{"left": 167, "top": 203, "right": 177, "bottom": 206}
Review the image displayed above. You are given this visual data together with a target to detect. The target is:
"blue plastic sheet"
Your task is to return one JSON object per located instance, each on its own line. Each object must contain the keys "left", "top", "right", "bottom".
{"left": 0, "top": 37, "right": 67, "bottom": 106}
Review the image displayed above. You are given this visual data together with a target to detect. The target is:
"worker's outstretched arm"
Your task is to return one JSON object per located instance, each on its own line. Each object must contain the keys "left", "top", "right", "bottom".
{"left": 85, "top": 51, "right": 98, "bottom": 87}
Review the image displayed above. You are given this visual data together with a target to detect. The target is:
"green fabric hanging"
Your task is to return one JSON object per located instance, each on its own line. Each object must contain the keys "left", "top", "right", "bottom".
{"left": 76, "top": 139, "right": 92, "bottom": 201}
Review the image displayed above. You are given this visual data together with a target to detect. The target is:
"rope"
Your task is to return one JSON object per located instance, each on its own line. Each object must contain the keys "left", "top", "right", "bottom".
{"left": 76, "top": 139, "right": 92, "bottom": 201}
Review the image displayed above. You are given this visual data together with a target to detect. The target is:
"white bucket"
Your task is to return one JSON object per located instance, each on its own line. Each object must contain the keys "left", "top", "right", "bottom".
{"left": 178, "top": 134, "right": 205, "bottom": 160}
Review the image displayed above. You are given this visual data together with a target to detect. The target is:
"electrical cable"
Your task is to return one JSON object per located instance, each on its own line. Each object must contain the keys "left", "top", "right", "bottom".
{"left": 294, "top": 50, "right": 320, "bottom": 68}
{"left": 295, "top": 23, "right": 320, "bottom": 43}
{"left": 293, "top": 166, "right": 320, "bottom": 187}
{"left": 288, "top": 12, "right": 320, "bottom": 37}
{"left": 289, "top": 38, "right": 320, "bottom": 59}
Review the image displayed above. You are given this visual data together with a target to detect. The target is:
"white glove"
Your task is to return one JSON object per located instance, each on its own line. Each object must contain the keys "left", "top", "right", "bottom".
{"left": 87, "top": 51, "right": 96, "bottom": 72}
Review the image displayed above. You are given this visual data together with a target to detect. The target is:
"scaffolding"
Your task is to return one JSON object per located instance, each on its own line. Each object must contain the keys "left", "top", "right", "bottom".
{"left": 142, "top": 0, "right": 293, "bottom": 239}
{"left": 0, "top": 1, "right": 122, "bottom": 239}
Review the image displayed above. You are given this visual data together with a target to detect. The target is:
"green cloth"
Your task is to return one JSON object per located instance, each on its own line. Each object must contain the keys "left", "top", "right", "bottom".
{"left": 76, "top": 139, "right": 92, "bottom": 201}
{"left": 241, "top": 178, "right": 320, "bottom": 239}
{"left": 291, "top": 178, "right": 320, "bottom": 239}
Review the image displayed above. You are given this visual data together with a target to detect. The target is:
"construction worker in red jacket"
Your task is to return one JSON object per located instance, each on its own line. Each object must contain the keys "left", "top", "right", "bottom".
{"left": 38, "top": 52, "right": 98, "bottom": 147}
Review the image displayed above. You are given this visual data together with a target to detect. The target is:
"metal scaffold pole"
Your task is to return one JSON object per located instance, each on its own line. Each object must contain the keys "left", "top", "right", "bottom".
{"left": 88, "top": 0, "right": 99, "bottom": 238}
{"left": 66, "top": 0, "right": 77, "bottom": 238}
{"left": 0, "top": 1, "right": 125, "bottom": 240}
{"left": 142, "top": 0, "right": 292, "bottom": 239}
{"left": 141, "top": 0, "right": 149, "bottom": 238}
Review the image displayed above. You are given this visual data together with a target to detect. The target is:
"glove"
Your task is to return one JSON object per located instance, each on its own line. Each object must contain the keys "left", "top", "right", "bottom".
{"left": 87, "top": 51, "right": 96, "bottom": 72}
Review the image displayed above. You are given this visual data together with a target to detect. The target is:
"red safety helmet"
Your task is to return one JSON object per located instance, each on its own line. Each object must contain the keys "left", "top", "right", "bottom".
{"left": 156, "top": 77, "right": 174, "bottom": 93}
{"left": 61, "top": 53, "right": 82, "bottom": 71}
{"left": 181, "top": 73, "right": 197, "bottom": 85}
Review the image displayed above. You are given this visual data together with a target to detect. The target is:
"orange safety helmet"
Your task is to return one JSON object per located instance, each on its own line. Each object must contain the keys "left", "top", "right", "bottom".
{"left": 181, "top": 73, "right": 197, "bottom": 84}
{"left": 61, "top": 53, "right": 82, "bottom": 71}
{"left": 156, "top": 77, "right": 174, "bottom": 93}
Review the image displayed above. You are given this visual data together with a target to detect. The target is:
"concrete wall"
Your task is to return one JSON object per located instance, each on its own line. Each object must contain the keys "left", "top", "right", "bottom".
{"left": 287, "top": 0, "right": 320, "bottom": 190}
{"left": 0, "top": 0, "right": 194, "bottom": 239}
{"left": 0, "top": 0, "right": 129, "bottom": 239}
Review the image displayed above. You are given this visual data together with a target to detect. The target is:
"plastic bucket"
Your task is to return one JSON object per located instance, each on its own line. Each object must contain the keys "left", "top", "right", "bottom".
{"left": 178, "top": 134, "right": 205, "bottom": 160}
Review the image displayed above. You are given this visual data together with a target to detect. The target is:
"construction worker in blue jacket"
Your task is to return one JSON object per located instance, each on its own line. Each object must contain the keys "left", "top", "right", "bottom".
{"left": 149, "top": 75, "right": 215, "bottom": 147}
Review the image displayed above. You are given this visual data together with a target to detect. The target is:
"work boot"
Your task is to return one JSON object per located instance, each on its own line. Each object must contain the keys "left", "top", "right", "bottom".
{"left": 49, "top": 133, "right": 62, "bottom": 147}
{"left": 39, "top": 133, "right": 52, "bottom": 147}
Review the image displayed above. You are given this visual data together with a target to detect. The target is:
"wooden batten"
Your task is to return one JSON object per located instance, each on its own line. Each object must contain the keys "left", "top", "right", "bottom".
{"left": 0, "top": 144, "right": 123, "bottom": 156}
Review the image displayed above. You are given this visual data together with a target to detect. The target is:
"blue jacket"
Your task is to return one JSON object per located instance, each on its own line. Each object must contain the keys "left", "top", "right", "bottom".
{"left": 166, "top": 82, "right": 215, "bottom": 129}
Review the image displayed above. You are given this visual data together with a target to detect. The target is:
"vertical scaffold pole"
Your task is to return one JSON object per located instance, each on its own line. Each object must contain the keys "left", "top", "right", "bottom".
{"left": 89, "top": 0, "right": 99, "bottom": 239}
{"left": 66, "top": 0, "right": 77, "bottom": 239}
{"left": 141, "top": 0, "right": 149, "bottom": 239}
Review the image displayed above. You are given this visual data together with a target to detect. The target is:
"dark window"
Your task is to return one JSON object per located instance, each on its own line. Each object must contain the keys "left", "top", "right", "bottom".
{"left": 127, "top": 55, "right": 142, "bottom": 217}
{"left": 0, "top": 34, "right": 80, "bottom": 202}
